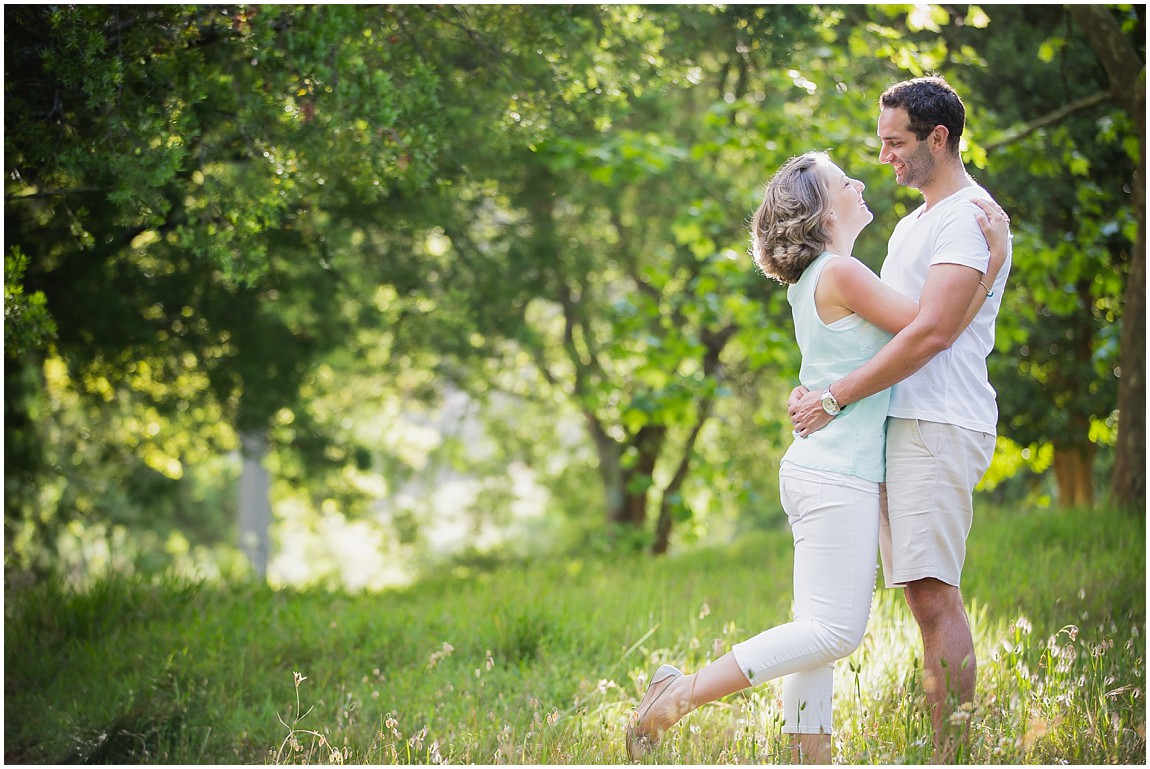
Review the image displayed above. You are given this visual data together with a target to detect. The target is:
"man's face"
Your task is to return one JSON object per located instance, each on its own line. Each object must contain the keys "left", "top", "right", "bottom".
{"left": 877, "top": 106, "right": 936, "bottom": 190}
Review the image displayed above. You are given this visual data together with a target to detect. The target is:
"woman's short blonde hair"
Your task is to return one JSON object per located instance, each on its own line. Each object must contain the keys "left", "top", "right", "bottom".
{"left": 750, "top": 152, "right": 832, "bottom": 285}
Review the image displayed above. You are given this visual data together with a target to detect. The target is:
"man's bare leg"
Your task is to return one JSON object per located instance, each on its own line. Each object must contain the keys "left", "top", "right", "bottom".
{"left": 904, "top": 577, "right": 975, "bottom": 763}
{"left": 789, "top": 732, "right": 832, "bottom": 764}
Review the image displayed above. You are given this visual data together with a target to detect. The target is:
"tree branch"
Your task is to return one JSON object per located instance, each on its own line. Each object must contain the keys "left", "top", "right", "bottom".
{"left": 981, "top": 92, "right": 1111, "bottom": 153}
{"left": 651, "top": 388, "right": 713, "bottom": 554}
{"left": 651, "top": 321, "right": 736, "bottom": 551}
{"left": 5, "top": 187, "right": 106, "bottom": 202}
{"left": 1064, "top": 4, "right": 1145, "bottom": 118}
{"left": 556, "top": 278, "right": 612, "bottom": 406}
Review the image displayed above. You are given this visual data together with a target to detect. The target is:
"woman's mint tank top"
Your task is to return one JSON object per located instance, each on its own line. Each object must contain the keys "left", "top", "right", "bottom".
{"left": 782, "top": 252, "right": 894, "bottom": 483}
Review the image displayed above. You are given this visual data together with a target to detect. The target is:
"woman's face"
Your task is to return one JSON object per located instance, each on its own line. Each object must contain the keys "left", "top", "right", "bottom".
{"left": 820, "top": 160, "right": 873, "bottom": 238}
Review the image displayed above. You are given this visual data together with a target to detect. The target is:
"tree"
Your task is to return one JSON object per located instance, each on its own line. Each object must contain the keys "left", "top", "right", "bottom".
{"left": 962, "top": 4, "right": 1142, "bottom": 508}
{"left": 852, "top": 3, "right": 1140, "bottom": 510}
{"left": 403, "top": 6, "right": 832, "bottom": 553}
{"left": 1063, "top": 4, "right": 1145, "bottom": 510}
{"left": 4, "top": 5, "right": 444, "bottom": 570}
{"left": 6, "top": 5, "right": 1139, "bottom": 578}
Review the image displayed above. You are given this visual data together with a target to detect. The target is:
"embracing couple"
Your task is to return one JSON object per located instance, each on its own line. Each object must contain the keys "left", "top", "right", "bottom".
{"left": 626, "top": 76, "right": 1012, "bottom": 764}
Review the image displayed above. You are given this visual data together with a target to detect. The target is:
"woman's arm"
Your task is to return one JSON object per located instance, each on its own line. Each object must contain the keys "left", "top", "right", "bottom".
{"left": 792, "top": 262, "right": 983, "bottom": 437}
{"left": 948, "top": 198, "right": 1011, "bottom": 344}
{"left": 818, "top": 200, "right": 1007, "bottom": 340}
{"left": 819, "top": 198, "right": 1010, "bottom": 340}
{"left": 817, "top": 256, "right": 919, "bottom": 335}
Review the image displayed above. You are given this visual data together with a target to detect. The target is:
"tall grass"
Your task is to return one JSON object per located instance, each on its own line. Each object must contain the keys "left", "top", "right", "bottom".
{"left": 4, "top": 502, "right": 1145, "bottom": 764}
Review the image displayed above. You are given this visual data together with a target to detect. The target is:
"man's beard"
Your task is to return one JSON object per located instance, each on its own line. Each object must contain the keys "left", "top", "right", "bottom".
{"left": 897, "top": 143, "right": 936, "bottom": 190}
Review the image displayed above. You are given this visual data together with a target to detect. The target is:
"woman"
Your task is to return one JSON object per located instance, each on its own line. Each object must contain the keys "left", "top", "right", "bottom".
{"left": 625, "top": 152, "right": 1009, "bottom": 763}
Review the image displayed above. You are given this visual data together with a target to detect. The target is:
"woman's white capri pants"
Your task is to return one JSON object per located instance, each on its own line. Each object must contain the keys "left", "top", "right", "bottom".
{"left": 732, "top": 464, "right": 879, "bottom": 734}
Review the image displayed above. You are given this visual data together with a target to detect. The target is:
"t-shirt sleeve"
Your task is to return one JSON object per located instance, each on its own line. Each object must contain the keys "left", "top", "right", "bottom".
{"left": 929, "top": 193, "right": 992, "bottom": 272}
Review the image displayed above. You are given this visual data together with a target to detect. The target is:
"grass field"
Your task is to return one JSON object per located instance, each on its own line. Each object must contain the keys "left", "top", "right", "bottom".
{"left": 4, "top": 501, "right": 1145, "bottom": 764}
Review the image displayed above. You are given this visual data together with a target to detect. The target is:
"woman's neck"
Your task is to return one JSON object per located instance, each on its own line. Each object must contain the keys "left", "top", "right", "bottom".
{"left": 825, "top": 235, "right": 856, "bottom": 258}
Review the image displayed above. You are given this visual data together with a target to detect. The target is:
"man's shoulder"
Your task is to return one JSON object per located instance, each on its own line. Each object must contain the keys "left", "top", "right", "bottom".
{"left": 933, "top": 186, "right": 991, "bottom": 233}
{"left": 945, "top": 184, "right": 993, "bottom": 206}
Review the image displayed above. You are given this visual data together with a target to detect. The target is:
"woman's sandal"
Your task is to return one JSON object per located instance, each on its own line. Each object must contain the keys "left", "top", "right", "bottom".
{"left": 625, "top": 664, "right": 683, "bottom": 761}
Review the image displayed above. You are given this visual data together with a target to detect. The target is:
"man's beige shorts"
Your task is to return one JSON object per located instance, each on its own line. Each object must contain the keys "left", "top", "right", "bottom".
{"left": 879, "top": 418, "right": 995, "bottom": 588}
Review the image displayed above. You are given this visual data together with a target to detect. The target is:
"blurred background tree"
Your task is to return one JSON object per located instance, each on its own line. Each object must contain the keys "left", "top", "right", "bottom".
{"left": 4, "top": 4, "right": 1142, "bottom": 585}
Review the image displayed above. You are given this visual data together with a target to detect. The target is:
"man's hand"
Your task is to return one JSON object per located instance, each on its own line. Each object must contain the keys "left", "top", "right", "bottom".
{"left": 788, "top": 385, "right": 835, "bottom": 438}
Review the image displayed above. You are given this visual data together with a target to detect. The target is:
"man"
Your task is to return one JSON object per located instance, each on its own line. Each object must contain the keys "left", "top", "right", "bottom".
{"left": 788, "top": 76, "right": 1011, "bottom": 762}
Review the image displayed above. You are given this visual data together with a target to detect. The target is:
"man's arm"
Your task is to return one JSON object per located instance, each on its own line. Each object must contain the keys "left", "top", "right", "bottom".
{"left": 788, "top": 262, "right": 983, "bottom": 437}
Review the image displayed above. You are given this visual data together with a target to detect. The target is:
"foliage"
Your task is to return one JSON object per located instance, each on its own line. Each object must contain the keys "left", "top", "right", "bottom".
{"left": 962, "top": 5, "right": 1132, "bottom": 456}
{"left": 3, "top": 5, "right": 443, "bottom": 568}
{"left": 4, "top": 501, "right": 1143, "bottom": 764}
{"left": 3, "top": 247, "right": 57, "bottom": 356}
{"left": 829, "top": 4, "right": 1139, "bottom": 508}
{"left": 441, "top": 6, "right": 831, "bottom": 550}
{"left": 3, "top": 5, "right": 1143, "bottom": 576}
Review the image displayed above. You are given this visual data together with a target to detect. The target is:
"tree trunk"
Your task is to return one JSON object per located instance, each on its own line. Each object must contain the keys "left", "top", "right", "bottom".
{"left": 1065, "top": 4, "right": 1146, "bottom": 510}
{"left": 651, "top": 465, "right": 680, "bottom": 556}
{"left": 619, "top": 476, "right": 650, "bottom": 529}
{"left": 620, "top": 426, "right": 665, "bottom": 528}
{"left": 1047, "top": 284, "right": 1099, "bottom": 511}
{"left": 1052, "top": 442, "right": 1096, "bottom": 509}
{"left": 652, "top": 402, "right": 715, "bottom": 555}
{"left": 1112, "top": 127, "right": 1146, "bottom": 509}
{"left": 585, "top": 410, "right": 628, "bottom": 527}
{"left": 589, "top": 419, "right": 663, "bottom": 532}
{"left": 238, "top": 431, "right": 271, "bottom": 578}
{"left": 651, "top": 328, "right": 734, "bottom": 553}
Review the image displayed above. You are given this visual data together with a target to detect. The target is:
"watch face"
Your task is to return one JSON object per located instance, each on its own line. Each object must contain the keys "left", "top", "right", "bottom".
{"left": 821, "top": 392, "right": 840, "bottom": 415}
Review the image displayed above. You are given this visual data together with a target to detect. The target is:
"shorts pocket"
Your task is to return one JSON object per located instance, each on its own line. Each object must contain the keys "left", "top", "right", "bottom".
{"left": 912, "top": 419, "right": 948, "bottom": 458}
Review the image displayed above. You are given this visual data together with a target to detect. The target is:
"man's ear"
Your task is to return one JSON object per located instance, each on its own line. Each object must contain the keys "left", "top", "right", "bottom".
{"left": 930, "top": 125, "right": 950, "bottom": 152}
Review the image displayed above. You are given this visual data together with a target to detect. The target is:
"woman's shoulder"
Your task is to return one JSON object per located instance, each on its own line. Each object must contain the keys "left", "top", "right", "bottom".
{"left": 819, "top": 253, "right": 874, "bottom": 284}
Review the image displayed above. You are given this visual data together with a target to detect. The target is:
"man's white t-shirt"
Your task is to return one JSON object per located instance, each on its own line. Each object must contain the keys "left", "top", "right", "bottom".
{"left": 880, "top": 185, "right": 1011, "bottom": 435}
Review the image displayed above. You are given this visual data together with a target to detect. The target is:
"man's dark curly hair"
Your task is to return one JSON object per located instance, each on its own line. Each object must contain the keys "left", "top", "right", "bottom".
{"left": 880, "top": 76, "right": 965, "bottom": 155}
